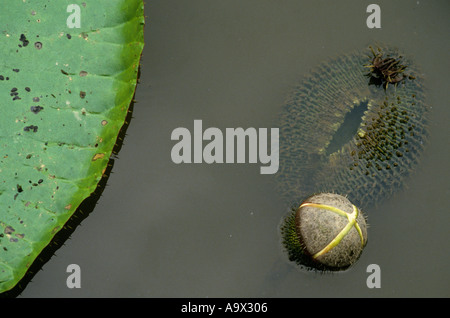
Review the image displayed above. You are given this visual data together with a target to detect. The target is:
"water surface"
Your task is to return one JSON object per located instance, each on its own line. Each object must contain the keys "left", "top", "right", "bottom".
{"left": 21, "top": 0, "right": 449, "bottom": 297}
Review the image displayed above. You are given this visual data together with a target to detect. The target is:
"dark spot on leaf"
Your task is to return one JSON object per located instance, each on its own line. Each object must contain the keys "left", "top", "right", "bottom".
{"left": 4, "top": 226, "right": 15, "bottom": 234}
{"left": 80, "top": 91, "right": 86, "bottom": 98}
{"left": 34, "top": 42, "right": 43, "bottom": 49}
{"left": 30, "top": 106, "right": 44, "bottom": 114}
{"left": 33, "top": 97, "right": 40, "bottom": 102}
{"left": 25, "top": 87, "right": 31, "bottom": 92}
{"left": 9, "top": 238, "right": 18, "bottom": 243}
{"left": 12, "top": 68, "right": 19, "bottom": 72}
{"left": 16, "top": 185, "right": 23, "bottom": 193}
{"left": 79, "top": 71, "right": 88, "bottom": 77}
{"left": 0, "top": 75, "right": 4, "bottom": 80}
{"left": 23, "top": 125, "right": 38, "bottom": 132}
{"left": 19, "top": 34, "right": 29, "bottom": 47}
{"left": 67, "top": 34, "right": 72, "bottom": 39}
{"left": 15, "top": 233, "right": 25, "bottom": 239}
{"left": 61, "top": 69, "right": 69, "bottom": 75}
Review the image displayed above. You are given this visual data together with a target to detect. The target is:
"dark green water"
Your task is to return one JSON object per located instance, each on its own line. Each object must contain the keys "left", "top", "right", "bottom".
{"left": 21, "top": 0, "right": 449, "bottom": 297}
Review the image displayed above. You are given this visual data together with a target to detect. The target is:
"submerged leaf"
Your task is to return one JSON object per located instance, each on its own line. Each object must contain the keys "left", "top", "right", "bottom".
{"left": 0, "top": 0, "right": 144, "bottom": 293}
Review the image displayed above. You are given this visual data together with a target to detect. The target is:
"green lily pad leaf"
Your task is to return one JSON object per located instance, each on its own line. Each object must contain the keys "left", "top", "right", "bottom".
{"left": 0, "top": 0, "right": 144, "bottom": 293}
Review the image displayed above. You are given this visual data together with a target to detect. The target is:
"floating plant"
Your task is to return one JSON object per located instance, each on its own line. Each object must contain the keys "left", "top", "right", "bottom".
{"left": 365, "top": 46, "right": 413, "bottom": 90}
{"left": 280, "top": 193, "right": 368, "bottom": 271}
{"left": 276, "top": 45, "right": 429, "bottom": 211}
{"left": 277, "top": 45, "right": 429, "bottom": 271}
{"left": 0, "top": 0, "right": 144, "bottom": 293}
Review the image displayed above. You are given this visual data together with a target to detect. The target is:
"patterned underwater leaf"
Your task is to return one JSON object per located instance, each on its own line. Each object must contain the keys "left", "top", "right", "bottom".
{"left": 0, "top": 0, "right": 144, "bottom": 293}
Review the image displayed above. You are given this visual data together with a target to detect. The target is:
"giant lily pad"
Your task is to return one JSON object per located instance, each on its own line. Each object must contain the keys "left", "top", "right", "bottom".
{"left": 0, "top": 0, "right": 144, "bottom": 293}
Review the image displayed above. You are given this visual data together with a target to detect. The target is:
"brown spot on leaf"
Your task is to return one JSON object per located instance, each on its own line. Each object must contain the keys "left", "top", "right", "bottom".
{"left": 51, "top": 226, "right": 61, "bottom": 234}
{"left": 92, "top": 153, "right": 105, "bottom": 161}
{"left": 4, "top": 226, "right": 15, "bottom": 234}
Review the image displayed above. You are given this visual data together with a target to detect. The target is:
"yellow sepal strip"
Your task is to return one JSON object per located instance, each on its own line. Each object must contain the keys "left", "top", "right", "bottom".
{"left": 300, "top": 202, "right": 348, "bottom": 217}
{"left": 354, "top": 221, "right": 365, "bottom": 246}
{"left": 299, "top": 203, "right": 364, "bottom": 259}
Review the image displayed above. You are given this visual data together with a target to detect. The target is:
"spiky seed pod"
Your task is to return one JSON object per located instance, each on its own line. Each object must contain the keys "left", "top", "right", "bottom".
{"left": 276, "top": 45, "right": 429, "bottom": 210}
{"left": 281, "top": 193, "right": 368, "bottom": 271}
